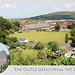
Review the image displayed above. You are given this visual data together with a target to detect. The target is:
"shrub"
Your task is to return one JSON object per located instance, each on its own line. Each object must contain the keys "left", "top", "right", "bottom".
{"left": 67, "top": 25, "right": 72, "bottom": 29}
{"left": 48, "top": 41, "right": 60, "bottom": 52}
{"left": 46, "top": 49, "right": 57, "bottom": 59}
{"left": 34, "top": 42, "right": 44, "bottom": 50}
{"left": 9, "top": 37, "right": 18, "bottom": 42}
{"left": 21, "top": 42, "right": 28, "bottom": 49}
{"left": 9, "top": 29, "right": 15, "bottom": 34}
{"left": 24, "top": 55, "right": 36, "bottom": 65}
{"left": 65, "top": 33, "right": 69, "bottom": 43}
{"left": 0, "top": 28, "right": 7, "bottom": 44}
{"left": 28, "top": 46, "right": 33, "bottom": 49}
{"left": 72, "top": 23, "right": 75, "bottom": 29}
{"left": 8, "top": 42, "right": 16, "bottom": 49}
{"left": 37, "top": 50, "right": 47, "bottom": 59}
{"left": 55, "top": 26, "right": 60, "bottom": 31}
{"left": 70, "top": 29, "right": 75, "bottom": 47}
{"left": 60, "top": 48, "right": 68, "bottom": 54}
{"left": 29, "top": 41, "right": 34, "bottom": 43}
{"left": 42, "top": 29, "right": 47, "bottom": 31}
{"left": 18, "top": 31, "right": 23, "bottom": 33}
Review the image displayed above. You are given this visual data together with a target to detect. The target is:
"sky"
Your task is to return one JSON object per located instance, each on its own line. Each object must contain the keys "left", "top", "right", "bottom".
{"left": 0, "top": 43, "right": 9, "bottom": 54}
{"left": 0, "top": 3, "right": 75, "bottom": 19}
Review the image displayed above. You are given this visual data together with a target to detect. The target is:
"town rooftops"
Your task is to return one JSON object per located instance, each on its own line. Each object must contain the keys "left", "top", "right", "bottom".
{"left": 24, "top": 23, "right": 51, "bottom": 30}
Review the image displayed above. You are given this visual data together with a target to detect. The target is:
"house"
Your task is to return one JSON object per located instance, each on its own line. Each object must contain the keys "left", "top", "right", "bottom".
{"left": 19, "top": 38, "right": 28, "bottom": 42}
{"left": 48, "top": 22, "right": 55, "bottom": 26}
{"left": 20, "top": 22, "right": 27, "bottom": 31}
{"left": 19, "top": 23, "right": 52, "bottom": 31}
{"left": 60, "top": 21, "right": 72, "bottom": 26}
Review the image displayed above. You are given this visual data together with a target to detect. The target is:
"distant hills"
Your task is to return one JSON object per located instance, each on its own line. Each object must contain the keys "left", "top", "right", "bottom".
{"left": 30, "top": 11, "right": 75, "bottom": 20}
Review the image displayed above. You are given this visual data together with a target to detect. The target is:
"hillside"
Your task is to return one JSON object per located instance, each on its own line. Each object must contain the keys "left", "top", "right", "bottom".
{"left": 30, "top": 11, "right": 75, "bottom": 20}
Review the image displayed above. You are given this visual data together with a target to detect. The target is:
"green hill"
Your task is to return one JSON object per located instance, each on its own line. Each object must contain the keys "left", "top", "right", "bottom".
{"left": 30, "top": 11, "right": 75, "bottom": 20}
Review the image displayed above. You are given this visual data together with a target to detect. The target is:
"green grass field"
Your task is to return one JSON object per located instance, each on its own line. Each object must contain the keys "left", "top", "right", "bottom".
{"left": 22, "top": 49, "right": 38, "bottom": 58}
{"left": 9, "top": 31, "right": 70, "bottom": 43}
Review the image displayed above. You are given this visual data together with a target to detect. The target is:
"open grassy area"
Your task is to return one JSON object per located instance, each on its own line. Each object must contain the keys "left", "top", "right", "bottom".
{"left": 22, "top": 49, "right": 38, "bottom": 58}
{"left": 9, "top": 31, "right": 70, "bottom": 43}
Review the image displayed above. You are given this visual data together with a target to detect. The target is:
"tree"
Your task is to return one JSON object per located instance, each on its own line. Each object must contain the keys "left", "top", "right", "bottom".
{"left": 55, "top": 22, "right": 60, "bottom": 26}
{"left": 34, "top": 42, "right": 44, "bottom": 50}
{"left": 55, "top": 26, "right": 60, "bottom": 31}
{"left": 0, "top": 28, "right": 7, "bottom": 44}
{"left": 65, "top": 33, "right": 69, "bottom": 43}
{"left": 55, "top": 22, "right": 60, "bottom": 31}
{"left": 11, "top": 22, "right": 19, "bottom": 31}
{"left": 72, "top": 23, "right": 75, "bottom": 29}
{"left": 67, "top": 25, "right": 72, "bottom": 29}
{"left": 37, "top": 50, "right": 47, "bottom": 59}
{"left": 70, "top": 29, "right": 75, "bottom": 47}
{"left": 9, "top": 37, "right": 18, "bottom": 42}
{"left": 0, "top": 16, "right": 11, "bottom": 30}
{"left": 48, "top": 41, "right": 60, "bottom": 52}
{"left": 13, "top": 21, "right": 20, "bottom": 27}
{"left": 21, "top": 42, "right": 28, "bottom": 49}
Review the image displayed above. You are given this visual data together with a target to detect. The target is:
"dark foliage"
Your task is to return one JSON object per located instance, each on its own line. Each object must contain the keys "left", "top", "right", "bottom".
{"left": 67, "top": 25, "right": 72, "bottom": 29}
{"left": 55, "top": 26, "right": 60, "bottom": 31}
{"left": 34, "top": 42, "right": 44, "bottom": 50}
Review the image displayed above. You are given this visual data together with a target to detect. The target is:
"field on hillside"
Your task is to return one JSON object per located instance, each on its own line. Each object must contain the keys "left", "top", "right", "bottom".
{"left": 22, "top": 49, "right": 38, "bottom": 58}
{"left": 9, "top": 31, "right": 70, "bottom": 43}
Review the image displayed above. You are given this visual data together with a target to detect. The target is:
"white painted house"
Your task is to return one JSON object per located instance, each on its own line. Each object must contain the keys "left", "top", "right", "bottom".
{"left": 19, "top": 38, "right": 28, "bottom": 42}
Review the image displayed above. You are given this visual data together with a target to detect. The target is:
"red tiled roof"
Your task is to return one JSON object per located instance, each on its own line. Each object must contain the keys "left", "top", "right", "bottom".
{"left": 20, "top": 22, "right": 27, "bottom": 30}
{"left": 48, "top": 22, "right": 55, "bottom": 26}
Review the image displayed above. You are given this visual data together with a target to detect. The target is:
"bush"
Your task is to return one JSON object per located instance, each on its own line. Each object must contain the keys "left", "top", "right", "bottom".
{"left": 65, "top": 33, "right": 69, "bottom": 43}
{"left": 9, "top": 37, "right": 18, "bottom": 42}
{"left": 28, "top": 46, "right": 33, "bottom": 49}
{"left": 46, "top": 48, "right": 57, "bottom": 59}
{"left": 29, "top": 41, "right": 34, "bottom": 43}
{"left": 37, "top": 50, "right": 47, "bottom": 59}
{"left": 42, "top": 29, "right": 47, "bottom": 31}
{"left": 18, "top": 31, "right": 23, "bottom": 33}
{"left": 21, "top": 42, "right": 28, "bottom": 49}
{"left": 36, "top": 29, "right": 42, "bottom": 31}
{"left": 60, "top": 48, "right": 68, "bottom": 54}
{"left": 55, "top": 26, "right": 60, "bottom": 31}
{"left": 72, "top": 23, "right": 75, "bottom": 29}
{"left": 67, "top": 25, "right": 72, "bottom": 29}
{"left": 0, "top": 28, "right": 7, "bottom": 44}
{"left": 9, "top": 29, "right": 15, "bottom": 34}
{"left": 34, "top": 42, "right": 44, "bottom": 50}
{"left": 8, "top": 42, "right": 16, "bottom": 49}
{"left": 48, "top": 41, "right": 60, "bottom": 52}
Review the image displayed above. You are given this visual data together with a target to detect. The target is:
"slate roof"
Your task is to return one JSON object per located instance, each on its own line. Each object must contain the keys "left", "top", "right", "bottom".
{"left": 24, "top": 23, "right": 51, "bottom": 30}
{"left": 19, "top": 38, "right": 27, "bottom": 41}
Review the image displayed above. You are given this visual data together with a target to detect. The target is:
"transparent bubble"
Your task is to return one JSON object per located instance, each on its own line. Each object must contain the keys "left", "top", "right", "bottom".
{"left": 0, "top": 43, "right": 9, "bottom": 73}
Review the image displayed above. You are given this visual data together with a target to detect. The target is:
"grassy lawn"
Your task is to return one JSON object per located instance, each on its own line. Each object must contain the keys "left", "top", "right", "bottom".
{"left": 22, "top": 49, "right": 38, "bottom": 58}
{"left": 9, "top": 31, "right": 70, "bottom": 43}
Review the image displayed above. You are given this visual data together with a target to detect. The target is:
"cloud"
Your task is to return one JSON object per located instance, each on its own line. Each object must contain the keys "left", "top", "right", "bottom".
{"left": 65, "top": 4, "right": 72, "bottom": 7}
{"left": 54, "top": 7, "right": 59, "bottom": 10}
{"left": 5, "top": 4, "right": 11, "bottom": 8}
{"left": 0, "top": 4, "right": 17, "bottom": 8}
{"left": 50, "top": 5, "right": 59, "bottom": 10}
{"left": 0, "top": 5, "right": 4, "bottom": 8}
{"left": 38, "top": 6, "right": 43, "bottom": 9}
